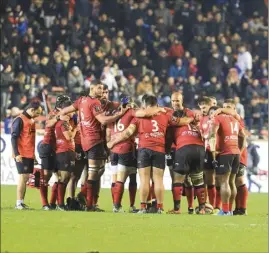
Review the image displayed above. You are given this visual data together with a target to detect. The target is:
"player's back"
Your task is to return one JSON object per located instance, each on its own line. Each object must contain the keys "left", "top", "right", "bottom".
{"left": 110, "top": 109, "right": 135, "bottom": 154}
{"left": 215, "top": 114, "right": 241, "bottom": 155}
{"left": 136, "top": 111, "right": 172, "bottom": 153}
{"left": 42, "top": 110, "right": 57, "bottom": 147}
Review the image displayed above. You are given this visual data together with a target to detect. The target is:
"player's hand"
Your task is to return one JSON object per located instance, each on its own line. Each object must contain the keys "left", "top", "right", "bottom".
{"left": 212, "top": 160, "right": 219, "bottom": 170}
{"left": 15, "top": 155, "right": 23, "bottom": 163}
{"left": 107, "top": 141, "right": 113, "bottom": 149}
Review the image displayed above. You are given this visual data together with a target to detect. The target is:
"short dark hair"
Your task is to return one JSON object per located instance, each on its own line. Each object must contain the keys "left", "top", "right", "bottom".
{"left": 91, "top": 79, "right": 102, "bottom": 86}
{"left": 141, "top": 94, "right": 149, "bottom": 102}
{"left": 224, "top": 99, "right": 236, "bottom": 105}
{"left": 60, "top": 100, "right": 72, "bottom": 109}
{"left": 144, "top": 95, "right": 157, "bottom": 106}
{"left": 198, "top": 96, "right": 211, "bottom": 106}
{"left": 25, "top": 98, "right": 42, "bottom": 110}
{"left": 103, "top": 84, "right": 108, "bottom": 90}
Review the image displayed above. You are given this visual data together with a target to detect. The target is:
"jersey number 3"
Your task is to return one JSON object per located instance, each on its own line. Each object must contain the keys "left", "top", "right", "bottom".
{"left": 151, "top": 120, "right": 159, "bottom": 132}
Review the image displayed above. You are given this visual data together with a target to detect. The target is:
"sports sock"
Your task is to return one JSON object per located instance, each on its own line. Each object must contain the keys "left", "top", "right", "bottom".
{"left": 207, "top": 185, "right": 216, "bottom": 207}
{"left": 185, "top": 186, "right": 194, "bottom": 208}
{"left": 128, "top": 181, "right": 137, "bottom": 207}
{"left": 81, "top": 184, "right": 87, "bottom": 197}
{"left": 194, "top": 185, "right": 206, "bottom": 206}
{"left": 16, "top": 200, "right": 23, "bottom": 206}
{"left": 114, "top": 181, "right": 124, "bottom": 207}
{"left": 222, "top": 203, "right": 229, "bottom": 213}
{"left": 157, "top": 203, "right": 163, "bottom": 209}
{"left": 172, "top": 183, "right": 183, "bottom": 211}
{"left": 40, "top": 183, "right": 49, "bottom": 206}
{"left": 229, "top": 202, "right": 233, "bottom": 212}
{"left": 57, "top": 182, "right": 67, "bottom": 206}
{"left": 238, "top": 184, "right": 248, "bottom": 210}
{"left": 111, "top": 182, "right": 116, "bottom": 202}
{"left": 215, "top": 186, "right": 222, "bottom": 209}
{"left": 140, "top": 202, "right": 147, "bottom": 209}
{"left": 86, "top": 180, "right": 95, "bottom": 208}
{"left": 50, "top": 182, "right": 58, "bottom": 205}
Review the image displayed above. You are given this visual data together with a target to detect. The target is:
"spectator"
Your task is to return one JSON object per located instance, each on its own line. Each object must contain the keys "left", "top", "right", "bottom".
{"left": 182, "top": 76, "right": 199, "bottom": 108}
{"left": 75, "top": 0, "right": 92, "bottom": 31}
{"left": 17, "top": 16, "right": 28, "bottom": 37}
{"left": 136, "top": 74, "right": 153, "bottom": 96}
{"left": 125, "top": 75, "right": 137, "bottom": 98}
{"left": 4, "top": 107, "right": 22, "bottom": 134}
{"left": 169, "top": 58, "right": 187, "bottom": 79}
{"left": 234, "top": 96, "right": 245, "bottom": 119}
{"left": 246, "top": 79, "right": 261, "bottom": 103}
{"left": 67, "top": 66, "right": 84, "bottom": 99}
{"left": 236, "top": 43, "right": 253, "bottom": 79}
{"left": 155, "top": 1, "right": 172, "bottom": 27}
{"left": 101, "top": 66, "right": 118, "bottom": 100}
{"left": 207, "top": 50, "right": 224, "bottom": 79}
{"left": 9, "top": 72, "right": 25, "bottom": 108}
{"left": 24, "top": 54, "right": 41, "bottom": 76}
{"left": 193, "top": 13, "right": 207, "bottom": 38}
{"left": 168, "top": 38, "right": 185, "bottom": 59}
{"left": 0, "top": 64, "right": 14, "bottom": 118}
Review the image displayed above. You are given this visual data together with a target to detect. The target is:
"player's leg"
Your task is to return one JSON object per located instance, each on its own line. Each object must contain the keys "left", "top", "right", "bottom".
{"left": 15, "top": 158, "right": 34, "bottom": 210}
{"left": 86, "top": 143, "right": 106, "bottom": 211}
{"left": 234, "top": 164, "right": 248, "bottom": 215}
{"left": 184, "top": 175, "right": 194, "bottom": 214}
{"left": 128, "top": 168, "right": 138, "bottom": 212}
{"left": 215, "top": 174, "right": 222, "bottom": 210}
{"left": 228, "top": 155, "right": 240, "bottom": 214}
{"left": 110, "top": 152, "right": 118, "bottom": 204}
{"left": 204, "top": 151, "right": 216, "bottom": 207}
{"left": 217, "top": 155, "right": 233, "bottom": 215}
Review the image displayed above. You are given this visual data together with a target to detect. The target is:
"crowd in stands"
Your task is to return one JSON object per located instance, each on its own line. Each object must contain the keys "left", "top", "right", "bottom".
{"left": 0, "top": 0, "right": 268, "bottom": 137}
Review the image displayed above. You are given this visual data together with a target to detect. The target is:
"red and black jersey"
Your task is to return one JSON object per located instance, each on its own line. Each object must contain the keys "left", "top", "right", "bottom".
{"left": 55, "top": 120, "right": 75, "bottom": 153}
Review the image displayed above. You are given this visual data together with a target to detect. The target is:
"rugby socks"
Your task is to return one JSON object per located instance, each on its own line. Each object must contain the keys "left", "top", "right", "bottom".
{"left": 157, "top": 203, "right": 163, "bottom": 209}
{"left": 185, "top": 186, "right": 194, "bottom": 208}
{"left": 111, "top": 183, "right": 116, "bottom": 202}
{"left": 50, "top": 182, "right": 58, "bottom": 205}
{"left": 222, "top": 203, "right": 229, "bottom": 213}
{"left": 194, "top": 185, "right": 206, "bottom": 206}
{"left": 128, "top": 174, "right": 137, "bottom": 207}
{"left": 172, "top": 183, "right": 183, "bottom": 211}
{"left": 237, "top": 184, "right": 248, "bottom": 210}
{"left": 151, "top": 182, "right": 157, "bottom": 207}
{"left": 207, "top": 185, "right": 216, "bottom": 207}
{"left": 114, "top": 181, "right": 124, "bottom": 207}
{"left": 81, "top": 184, "right": 87, "bottom": 197}
{"left": 40, "top": 183, "right": 49, "bottom": 206}
{"left": 57, "top": 182, "right": 67, "bottom": 206}
{"left": 86, "top": 180, "right": 95, "bottom": 208}
{"left": 140, "top": 202, "right": 147, "bottom": 209}
{"left": 93, "top": 179, "right": 100, "bottom": 206}
{"left": 229, "top": 202, "right": 233, "bottom": 212}
{"left": 215, "top": 186, "right": 222, "bottom": 209}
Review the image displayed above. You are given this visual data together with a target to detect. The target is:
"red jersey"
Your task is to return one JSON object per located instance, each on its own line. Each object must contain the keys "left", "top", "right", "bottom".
{"left": 239, "top": 117, "right": 247, "bottom": 166}
{"left": 214, "top": 114, "right": 242, "bottom": 155}
{"left": 55, "top": 120, "right": 75, "bottom": 153}
{"left": 12, "top": 114, "right": 36, "bottom": 159}
{"left": 42, "top": 110, "right": 57, "bottom": 149}
{"left": 73, "top": 96, "right": 103, "bottom": 151}
{"left": 131, "top": 110, "right": 176, "bottom": 153}
{"left": 174, "top": 108, "right": 204, "bottom": 150}
{"left": 109, "top": 109, "right": 135, "bottom": 154}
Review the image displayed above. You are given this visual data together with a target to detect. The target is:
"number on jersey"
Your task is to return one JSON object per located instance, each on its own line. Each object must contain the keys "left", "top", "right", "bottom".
{"left": 114, "top": 119, "right": 125, "bottom": 132}
{"left": 230, "top": 122, "right": 239, "bottom": 134}
{"left": 151, "top": 120, "right": 159, "bottom": 132}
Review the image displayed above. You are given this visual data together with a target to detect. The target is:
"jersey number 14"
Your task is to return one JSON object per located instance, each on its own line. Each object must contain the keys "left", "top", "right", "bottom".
{"left": 230, "top": 122, "right": 239, "bottom": 134}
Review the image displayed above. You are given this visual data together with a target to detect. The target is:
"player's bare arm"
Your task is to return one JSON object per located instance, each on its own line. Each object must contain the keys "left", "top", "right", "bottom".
{"left": 107, "top": 124, "right": 137, "bottom": 149}
{"left": 95, "top": 107, "right": 129, "bottom": 125}
{"left": 213, "top": 108, "right": 240, "bottom": 120}
{"left": 106, "top": 127, "right": 112, "bottom": 143}
{"left": 208, "top": 123, "right": 219, "bottom": 161}
{"left": 45, "top": 114, "right": 70, "bottom": 128}
{"left": 62, "top": 121, "right": 77, "bottom": 141}
{"left": 134, "top": 107, "right": 166, "bottom": 118}
{"left": 174, "top": 116, "right": 194, "bottom": 126}
{"left": 59, "top": 105, "right": 77, "bottom": 116}
{"left": 238, "top": 128, "right": 247, "bottom": 153}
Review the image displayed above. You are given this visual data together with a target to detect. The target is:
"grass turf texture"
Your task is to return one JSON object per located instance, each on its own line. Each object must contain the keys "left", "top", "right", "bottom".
{"left": 1, "top": 185, "right": 268, "bottom": 253}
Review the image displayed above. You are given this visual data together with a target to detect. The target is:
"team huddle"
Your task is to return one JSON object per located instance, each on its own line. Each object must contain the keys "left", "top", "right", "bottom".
{"left": 11, "top": 80, "right": 248, "bottom": 216}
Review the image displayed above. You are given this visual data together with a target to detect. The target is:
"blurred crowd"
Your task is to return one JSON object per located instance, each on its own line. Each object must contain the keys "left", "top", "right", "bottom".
{"left": 0, "top": 0, "right": 268, "bottom": 137}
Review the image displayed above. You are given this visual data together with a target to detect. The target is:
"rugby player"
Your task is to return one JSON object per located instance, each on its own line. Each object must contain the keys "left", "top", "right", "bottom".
{"left": 107, "top": 95, "right": 192, "bottom": 213}
{"left": 209, "top": 106, "right": 246, "bottom": 215}
{"left": 167, "top": 92, "right": 206, "bottom": 214}
{"left": 198, "top": 97, "right": 218, "bottom": 208}
{"left": 59, "top": 79, "right": 129, "bottom": 211}
{"left": 12, "top": 99, "right": 43, "bottom": 210}
{"left": 39, "top": 95, "right": 71, "bottom": 210}
{"left": 212, "top": 99, "right": 248, "bottom": 215}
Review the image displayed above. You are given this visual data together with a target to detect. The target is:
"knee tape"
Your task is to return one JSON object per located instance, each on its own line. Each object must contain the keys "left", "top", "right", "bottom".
{"left": 190, "top": 172, "right": 204, "bottom": 186}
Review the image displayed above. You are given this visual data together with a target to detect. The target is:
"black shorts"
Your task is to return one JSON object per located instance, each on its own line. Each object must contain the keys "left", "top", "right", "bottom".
{"left": 217, "top": 154, "right": 240, "bottom": 175}
{"left": 204, "top": 150, "right": 214, "bottom": 171}
{"left": 86, "top": 142, "right": 106, "bottom": 160}
{"left": 75, "top": 144, "right": 87, "bottom": 162}
{"left": 110, "top": 151, "right": 137, "bottom": 167}
{"left": 236, "top": 163, "right": 246, "bottom": 177}
{"left": 174, "top": 145, "right": 205, "bottom": 175}
{"left": 15, "top": 158, "right": 34, "bottom": 174}
{"left": 166, "top": 148, "right": 175, "bottom": 167}
{"left": 56, "top": 151, "right": 76, "bottom": 172}
{"left": 137, "top": 148, "right": 165, "bottom": 170}
{"left": 39, "top": 144, "right": 56, "bottom": 171}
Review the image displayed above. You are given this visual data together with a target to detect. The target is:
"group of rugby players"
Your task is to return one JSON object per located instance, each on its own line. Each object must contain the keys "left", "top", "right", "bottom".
{"left": 12, "top": 80, "right": 248, "bottom": 216}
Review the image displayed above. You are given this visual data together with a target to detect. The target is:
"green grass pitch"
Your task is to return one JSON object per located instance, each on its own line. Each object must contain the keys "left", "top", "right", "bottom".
{"left": 1, "top": 185, "right": 268, "bottom": 252}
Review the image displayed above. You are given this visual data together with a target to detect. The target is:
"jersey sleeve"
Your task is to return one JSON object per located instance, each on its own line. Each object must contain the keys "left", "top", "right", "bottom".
{"left": 72, "top": 98, "right": 80, "bottom": 110}
{"left": 11, "top": 117, "right": 23, "bottom": 156}
{"left": 130, "top": 117, "right": 139, "bottom": 127}
{"left": 213, "top": 116, "right": 221, "bottom": 127}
